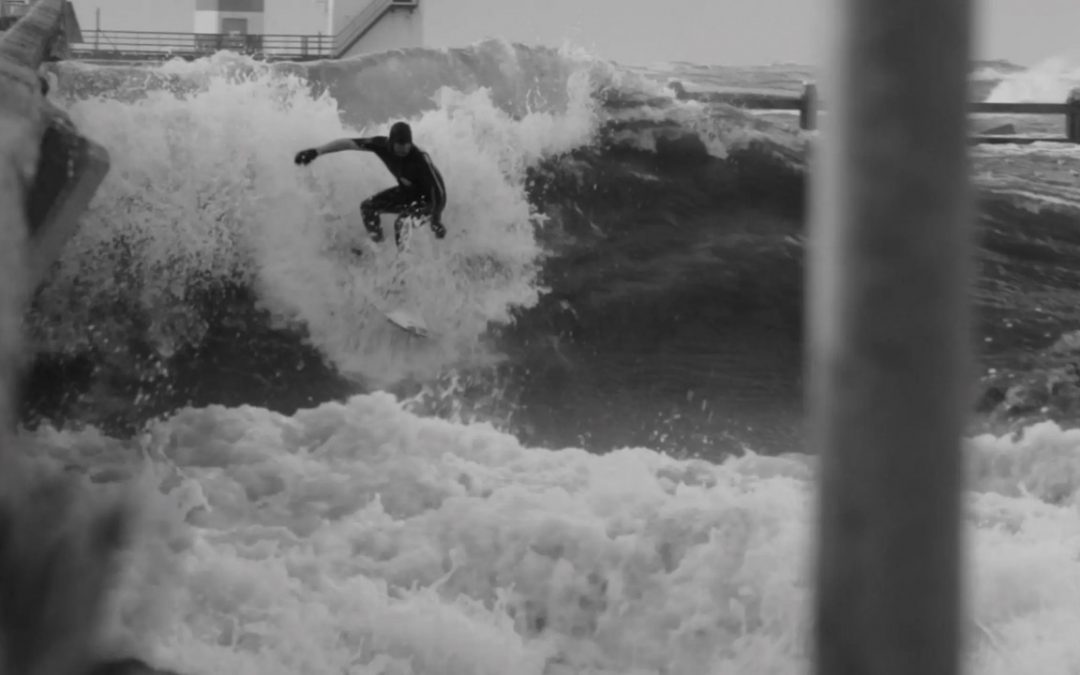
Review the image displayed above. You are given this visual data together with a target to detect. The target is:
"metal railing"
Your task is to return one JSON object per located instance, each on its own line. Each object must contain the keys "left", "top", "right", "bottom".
{"left": 68, "top": 29, "right": 331, "bottom": 61}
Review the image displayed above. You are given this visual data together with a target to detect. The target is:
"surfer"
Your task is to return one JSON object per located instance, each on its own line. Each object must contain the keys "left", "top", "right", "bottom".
{"left": 294, "top": 121, "right": 448, "bottom": 247}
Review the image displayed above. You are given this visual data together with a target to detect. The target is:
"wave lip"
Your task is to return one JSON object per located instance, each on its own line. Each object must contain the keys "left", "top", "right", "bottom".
{"left": 25, "top": 45, "right": 818, "bottom": 445}
{"left": 35, "top": 47, "right": 606, "bottom": 390}
{"left": 35, "top": 45, "right": 1080, "bottom": 457}
{"left": 983, "top": 54, "right": 1080, "bottom": 103}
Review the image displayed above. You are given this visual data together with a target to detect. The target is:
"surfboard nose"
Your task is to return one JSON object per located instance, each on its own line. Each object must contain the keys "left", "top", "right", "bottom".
{"left": 385, "top": 308, "right": 431, "bottom": 338}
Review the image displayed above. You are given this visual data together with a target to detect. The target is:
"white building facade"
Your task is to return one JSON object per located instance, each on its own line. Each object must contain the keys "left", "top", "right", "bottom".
{"left": 328, "top": 0, "right": 421, "bottom": 57}
{"left": 194, "top": 0, "right": 264, "bottom": 35}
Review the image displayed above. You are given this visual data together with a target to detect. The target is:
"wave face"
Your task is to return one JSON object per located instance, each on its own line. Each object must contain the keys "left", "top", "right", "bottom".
{"left": 40, "top": 45, "right": 603, "bottom": 382}
{"left": 27, "top": 43, "right": 807, "bottom": 453}
{"left": 24, "top": 44, "right": 1080, "bottom": 453}
{"left": 29, "top": 47, "right": 590, "bottom": 417}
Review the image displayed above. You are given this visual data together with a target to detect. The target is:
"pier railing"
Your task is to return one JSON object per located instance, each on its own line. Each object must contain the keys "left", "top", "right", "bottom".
{"left": 60, "top": 0, "right": 418, "bottom": 63}
{"left": 68, "top": 29, "right": 332, "bottom": 62}
{"left": 670, "top": 82, "right": 1080, "bottom": 145}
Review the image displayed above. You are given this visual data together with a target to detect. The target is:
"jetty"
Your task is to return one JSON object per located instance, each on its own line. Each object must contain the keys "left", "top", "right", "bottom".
{"left": 669, "top": 80, "right": 1080, "bottom": 145}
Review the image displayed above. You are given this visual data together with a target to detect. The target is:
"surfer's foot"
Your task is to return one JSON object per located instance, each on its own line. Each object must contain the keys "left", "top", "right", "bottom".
{"left": 365, "top": 221, "right": 384, "bottom": 243}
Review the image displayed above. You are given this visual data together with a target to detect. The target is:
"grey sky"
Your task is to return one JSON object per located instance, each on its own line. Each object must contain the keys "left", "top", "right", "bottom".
{"left": 70, "top": 0, "right": 1080, "bottom": 67}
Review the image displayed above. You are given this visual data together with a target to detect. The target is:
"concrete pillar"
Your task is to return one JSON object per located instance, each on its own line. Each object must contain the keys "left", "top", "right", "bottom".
{"left": 807, "top": 0, "right": 971, "bottom": 671}
{"left": 801, "top": 82, "right": 818, "bottom": 130}
{"left": 1067, "top": 88, "right": 1080, "bottom": 143}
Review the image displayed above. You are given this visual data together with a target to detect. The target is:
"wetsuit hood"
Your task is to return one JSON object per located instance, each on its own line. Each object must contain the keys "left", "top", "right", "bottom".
{"left": 389, "top": 121, "right": 412, "bottom": 144}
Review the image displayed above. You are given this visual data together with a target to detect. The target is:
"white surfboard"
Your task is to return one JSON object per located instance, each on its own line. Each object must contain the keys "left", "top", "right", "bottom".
{"left": 384, "top": 308, "right": 431, "bottom": 338}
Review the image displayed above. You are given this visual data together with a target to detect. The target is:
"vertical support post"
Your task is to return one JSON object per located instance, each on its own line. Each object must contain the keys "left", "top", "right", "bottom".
{"left": 801, "top": 82, "right": 818, "bottom": 131}
{"left": 94, "top": 7, "right": 99, "bottom": 51}
{"left": 1067, "top": 88, "right": 1080, "bottom": 143}
{"left": 808, "top": 0, "right": 972, "bottom": 671}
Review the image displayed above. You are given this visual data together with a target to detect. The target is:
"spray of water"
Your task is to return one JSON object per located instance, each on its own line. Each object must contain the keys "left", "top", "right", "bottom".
{"left": 985, "top": 52, "right": 1080, "bottom": 103}
{"left": 33, "top": 55, "right": 601, "bottom": 386}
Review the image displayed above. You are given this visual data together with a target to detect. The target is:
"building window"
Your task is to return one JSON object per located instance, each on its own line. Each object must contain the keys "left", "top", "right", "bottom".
{"left": 221, "top": 17, "right": 248, "bottom": 34}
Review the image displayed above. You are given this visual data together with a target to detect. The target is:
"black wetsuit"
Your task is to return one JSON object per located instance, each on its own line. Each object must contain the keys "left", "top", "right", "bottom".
{"left": 352, "top": 136, "right": 447, "bottom": 245}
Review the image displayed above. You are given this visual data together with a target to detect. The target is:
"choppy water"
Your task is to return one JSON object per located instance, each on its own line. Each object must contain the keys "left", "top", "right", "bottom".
{"left": 11, "top": 43, "right": 1080, "bottom": 674}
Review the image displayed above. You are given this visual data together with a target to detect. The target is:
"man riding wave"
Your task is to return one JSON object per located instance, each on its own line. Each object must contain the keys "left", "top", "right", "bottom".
{"left": 294, "top": 121, "right": 447, "bottom": 247}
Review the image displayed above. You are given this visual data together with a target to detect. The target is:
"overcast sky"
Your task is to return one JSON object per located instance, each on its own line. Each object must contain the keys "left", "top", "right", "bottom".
{"left": 70, "top": 0, "right": 1080, "bottom": 67}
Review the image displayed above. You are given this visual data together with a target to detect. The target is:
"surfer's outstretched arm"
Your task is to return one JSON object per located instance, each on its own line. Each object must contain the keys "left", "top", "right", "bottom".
{"left": 315, "top": 138, "right": 365, "bottom": 154}
{"left": 294, "top": 137, "right": 384, "bottom": 165}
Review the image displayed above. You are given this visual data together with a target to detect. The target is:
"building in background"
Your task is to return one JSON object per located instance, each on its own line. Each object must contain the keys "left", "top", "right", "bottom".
{"left": 2, "top": 0, "right": 433, "bottom": 62}
{"left": 194, "top": 0, "right": 263, "bottom": 36}
{"left": 328, "top": 0, "right": 420, "bottom": 58}
{"left": 194, "top": 0, "right": 264, "bottom": 52}
{"left": 187, "top": 0, "right": 424, "bottom": 59}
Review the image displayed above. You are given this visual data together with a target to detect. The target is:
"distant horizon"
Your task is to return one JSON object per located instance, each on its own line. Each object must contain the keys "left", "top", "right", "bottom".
{"left": 66, "top": 0, "right": 1080, "bottom": 69}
